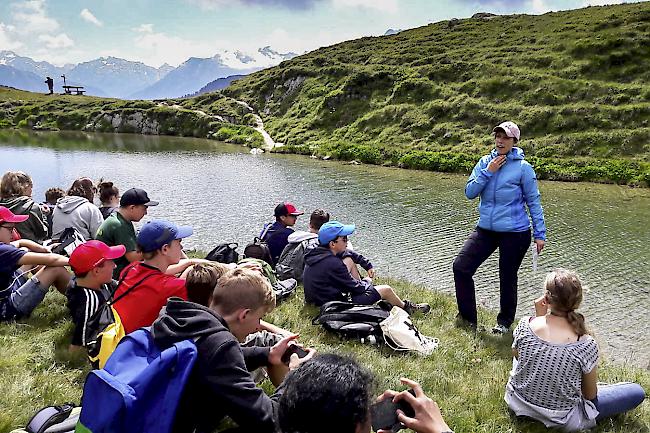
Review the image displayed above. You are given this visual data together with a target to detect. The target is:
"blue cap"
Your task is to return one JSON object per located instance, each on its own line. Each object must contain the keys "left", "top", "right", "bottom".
{"left": 318, "top": 221, "right": 356, "bottom": 245}
{"left": 137, "top": 219, "right": 193, "bottom": 253}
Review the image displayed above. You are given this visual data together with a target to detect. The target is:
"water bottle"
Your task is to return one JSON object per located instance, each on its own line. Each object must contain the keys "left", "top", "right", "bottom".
{"left": 360, "top": 335, "right": 377, "bottom": 345}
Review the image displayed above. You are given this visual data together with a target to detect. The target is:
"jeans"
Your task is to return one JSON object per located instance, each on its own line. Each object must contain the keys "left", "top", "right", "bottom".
{"left": 592, "top": 382, "right": 646, "bottom": 420}
{"left": 453, "top": 227, "right": 530, "bottom": 327}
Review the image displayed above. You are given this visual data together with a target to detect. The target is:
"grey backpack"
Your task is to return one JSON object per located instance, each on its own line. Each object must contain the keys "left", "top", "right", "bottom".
{"left": 275, "top": 237, "right": 317, "bottom": 281}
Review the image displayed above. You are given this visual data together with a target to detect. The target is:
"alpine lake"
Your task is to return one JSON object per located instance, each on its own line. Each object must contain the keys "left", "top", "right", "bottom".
{"left": 1, "top": 130, "right": 649, "bottom": 368}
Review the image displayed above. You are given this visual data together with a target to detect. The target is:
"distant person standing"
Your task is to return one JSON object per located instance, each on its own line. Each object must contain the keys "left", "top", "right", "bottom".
{"left": 453, "top": 121, "right": 546, "bottom": 334}
{"left": 45, "top": 77, "right": 54, "bottom": 95}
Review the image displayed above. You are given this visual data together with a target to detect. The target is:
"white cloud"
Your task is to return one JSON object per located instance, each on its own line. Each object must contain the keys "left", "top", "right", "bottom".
{"left": 332, "top": 0, "right": 398, "bottom": 13}
{"left": 582, "top": 0, "right": 626, "bottom": 5}
{"left": 38, "top": 33, "right": 74, "bottom": 49}
{"left": 80, "top": 8, "right": 103, "bottom": 27}
{"left": 10, "top": 0, "right": 59, "bottom": 34}
{"left": 265, "top": 26, "right": 365, "bottom": 55}
{"left": 0, "top": 23, "right": 22, "bottom": 51}
{"left": 531, "top": 0, "right": 551, "bottom": 13}
{"left": 131, "top": 24, "right": 216, "bottom": 66}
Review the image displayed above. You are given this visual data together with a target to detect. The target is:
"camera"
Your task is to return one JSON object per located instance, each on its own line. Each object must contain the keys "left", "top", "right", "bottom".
{"left": 370, "top": 389, "right": 416, "bottom": 432}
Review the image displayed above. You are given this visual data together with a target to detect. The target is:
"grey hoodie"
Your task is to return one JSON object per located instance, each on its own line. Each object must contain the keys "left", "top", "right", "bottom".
{"left": 51, "top": 196, "right": 103, "bottom": 241}
{"left": 0, "top": 196, "right": 47, "bottom": 243}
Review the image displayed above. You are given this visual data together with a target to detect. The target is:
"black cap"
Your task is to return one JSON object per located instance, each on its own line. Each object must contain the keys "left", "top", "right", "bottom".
{"left": 120, "top": 188, "right": 159, "bottom": 207}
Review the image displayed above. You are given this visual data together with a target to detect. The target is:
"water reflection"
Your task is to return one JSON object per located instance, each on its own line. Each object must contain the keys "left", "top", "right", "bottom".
{"left": 1, "top": 130, "right": 649, "bottom": 368}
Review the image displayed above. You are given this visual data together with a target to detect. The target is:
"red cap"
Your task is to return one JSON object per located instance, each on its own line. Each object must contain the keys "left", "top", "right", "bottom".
{"left": 274, "top": 202, "right": 304, "bottom": 217}
{"left": 0, "top": 206, "right": 29, "bottom": 224}
{"left": 69, "top": 240, "right": 126, "bottom": 274}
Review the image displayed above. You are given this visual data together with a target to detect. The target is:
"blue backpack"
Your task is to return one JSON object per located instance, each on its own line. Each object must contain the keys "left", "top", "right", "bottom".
{"left": 75, "top": 328, "right": 197, "bottom": 433}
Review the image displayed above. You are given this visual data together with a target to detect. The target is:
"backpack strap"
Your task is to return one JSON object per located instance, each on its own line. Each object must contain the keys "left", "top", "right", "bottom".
{"left": 260, "top": 223, "right": 279, "bottom": 242}
{"left": 109, "top": 266, "right": 157, "bottom": 306}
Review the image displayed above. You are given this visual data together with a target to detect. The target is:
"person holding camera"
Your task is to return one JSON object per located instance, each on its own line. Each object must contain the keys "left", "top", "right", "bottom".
{"left": 453, "top": 121, "right": 546, "bottom": 334}
{"left": 279, "top": 353, "right": 453, "bottom": 433}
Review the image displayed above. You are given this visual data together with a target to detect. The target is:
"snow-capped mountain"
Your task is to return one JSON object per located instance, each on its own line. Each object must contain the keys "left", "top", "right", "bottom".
{"left": 68, "top": 57, "right": 171, "bottom": 99}
{"left": 130, "top": 47, "right": 298, "bottom": 99}
{"left": 0, "top": 46, "right": 299, "bottom": 99}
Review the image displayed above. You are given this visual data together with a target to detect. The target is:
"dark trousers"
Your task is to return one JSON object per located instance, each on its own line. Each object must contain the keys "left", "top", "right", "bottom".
{"left": 453, "top": 227, "right": 530, "bottom": 327}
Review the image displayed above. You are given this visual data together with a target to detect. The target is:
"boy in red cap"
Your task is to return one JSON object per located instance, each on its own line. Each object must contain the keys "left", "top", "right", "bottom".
{"left": 0, "top": 206, "right": 71, "bottom": 322}
{"left": 260, "top": 202, "right": 304, "bottom": 266}
{"left": 66, "top": 240, "right": 126, "bottom": 349}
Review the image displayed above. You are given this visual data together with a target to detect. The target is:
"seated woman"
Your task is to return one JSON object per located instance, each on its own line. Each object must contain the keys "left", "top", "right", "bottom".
{"left": 505, "top": 269, "right": 645, "bottom": 431}
{"left": 52, "top": 177, "right": 103, "bottom": 241}
{"left": 97, "top": 180, "right": 119, "bottom": 220}
{"left": 0, "top": 171, "right": 48, "bottom": 243}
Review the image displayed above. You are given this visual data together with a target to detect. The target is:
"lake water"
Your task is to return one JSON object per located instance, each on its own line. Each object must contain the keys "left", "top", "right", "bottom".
{"left": 2, "top": 130, "right": 649, "bottom": 368}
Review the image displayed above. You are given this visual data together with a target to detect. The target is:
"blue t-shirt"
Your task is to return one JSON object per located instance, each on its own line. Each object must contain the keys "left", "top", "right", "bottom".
{"left": 0, "top": 243, "right": 26, "bottom": 296}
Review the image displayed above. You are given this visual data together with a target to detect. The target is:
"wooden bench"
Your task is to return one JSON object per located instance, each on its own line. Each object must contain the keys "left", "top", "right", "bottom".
{"left": 62, "top": 85, "right": 85, "bottom": 95}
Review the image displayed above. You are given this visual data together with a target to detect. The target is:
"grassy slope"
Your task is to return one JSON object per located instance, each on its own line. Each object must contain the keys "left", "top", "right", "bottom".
{"left": 224, "top": 3, "right": 650, "bottom": 185}
{"left": 0, "top": 87, "right": 264, "bottom": 147}
{"left": 1, "top": 281, "right": 647, "bottom": 433}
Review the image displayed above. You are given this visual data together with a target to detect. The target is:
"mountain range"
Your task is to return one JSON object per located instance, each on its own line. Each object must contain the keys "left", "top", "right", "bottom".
{"left": 0, "top": 46, "right": 297, "bottom": 99}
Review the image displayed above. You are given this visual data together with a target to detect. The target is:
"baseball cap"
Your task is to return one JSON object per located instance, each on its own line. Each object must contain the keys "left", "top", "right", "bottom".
{"left": 137, "top": 219, "right": 193, "bottom": 253}
{"left": 318, "top": 221, "right": 356, "bottom": 245}
{"left": 493, "top": 121, "right": 521, "bottom": 141}
{"left": 274, "top": 202, "right": 304, "bottom": 217}
{"left": 0, "top": 206, "right": 29, "bottom": 224}
{"left": 120, "top": 188, "right": 159, "bottom": 207}
{"left": 69, "top": 240, "right": 126, "bottom": 274}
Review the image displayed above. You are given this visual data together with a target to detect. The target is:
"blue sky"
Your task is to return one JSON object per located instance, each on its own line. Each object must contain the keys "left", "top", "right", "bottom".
{"left": 0, "top": 0, "right": 640, "bottom": 67}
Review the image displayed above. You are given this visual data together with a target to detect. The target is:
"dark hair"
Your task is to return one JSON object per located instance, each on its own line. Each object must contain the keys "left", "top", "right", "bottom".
{"left": 279, "top": 354, "right": 374, "bottom": 433}
{"left": 309, "top": 209, "right": 330, "bottom": 230}
{"left": 97, "top": 180, "right": 119, "bottom": 205}
{"left": 185, "top": 263, "right": 229, "bottom": 306}
{"left": 44, "top": 187, "right": 65, "bottom": 204}
{"left": 545, "top": 269, "right": 589, "bottom": 337}
{"left": 67, "top": 177, "right": 95, "bottom": 202}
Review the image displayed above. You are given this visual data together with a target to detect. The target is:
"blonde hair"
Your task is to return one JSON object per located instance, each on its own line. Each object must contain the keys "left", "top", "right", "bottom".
{"left": 186, "top": 263, "right": 230, "bottom": 306}
{"left": 210, "top": 268, "right": 275, "bottom": 315}
{"left": 1, "top": 171, "right": 33, "bottom": 198}
{"left": 545, "top": 269, "right": 589, "bottom": 337}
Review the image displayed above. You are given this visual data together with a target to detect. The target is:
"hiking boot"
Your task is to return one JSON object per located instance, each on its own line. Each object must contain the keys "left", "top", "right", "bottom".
{"left": 402, "top": 300, "right": 431, "bottom": 315}
{"left": 491, "top": 323, "right": 510, "bottom": 335}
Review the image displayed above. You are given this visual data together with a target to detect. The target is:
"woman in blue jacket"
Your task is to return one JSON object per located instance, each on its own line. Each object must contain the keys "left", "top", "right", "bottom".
{"left": 453, "top": 121, "right": 546, "bottom": 334}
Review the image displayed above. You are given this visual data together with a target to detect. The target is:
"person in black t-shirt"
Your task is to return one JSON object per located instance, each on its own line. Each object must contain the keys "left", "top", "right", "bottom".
{"left": 66, "top": 240, "right": 125, "bottom": 350}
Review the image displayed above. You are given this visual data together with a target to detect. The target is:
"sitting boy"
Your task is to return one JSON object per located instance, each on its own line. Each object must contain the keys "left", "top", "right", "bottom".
{"left": 151, "top": 268, "right": 315, "bottom": 433}
{"left": 186, "top": 263, "right": 293, "bottom": 384}
{"left": 0, "top": 206, "right": 71, "bottom": 322}
{"left": 261, "top": 202, "right": 304, "bottom": 265}
{"left": 112, "top": 219, "right": 205, "bottom": 334}
{"left": 66, "top": 240, "right": 125, "bottom": 350}
{"left": 303, "top": 221, "right": 430, "bottom": 315}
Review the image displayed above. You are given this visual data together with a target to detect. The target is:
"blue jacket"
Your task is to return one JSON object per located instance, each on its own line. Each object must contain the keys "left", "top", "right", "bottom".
{"left": 260, "top": 221, "right": 294, "bottom": 265}
{"left": 303, "top": 246, "right": 373, "bottom": 306}
{"left": 465, "top": 147, "right": 546, "bottom": 240}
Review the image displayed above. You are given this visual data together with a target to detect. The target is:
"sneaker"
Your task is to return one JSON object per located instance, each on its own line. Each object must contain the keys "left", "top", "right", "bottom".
{"left": 491, "top": 324, "right": 510, "bottom": 335}
{"left": 402, "top": 300, "right": 431, "bottom": 315}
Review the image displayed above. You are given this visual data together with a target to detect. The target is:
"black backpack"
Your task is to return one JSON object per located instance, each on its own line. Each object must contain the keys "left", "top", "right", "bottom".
{"left": 312, "top": 301, "right": 392, "bottom": 340}
{"left": 205, "top": 242, "right": 239, "bottom": 263}
{"left": 244, "top": 224, "right": 275, "bottom": 265}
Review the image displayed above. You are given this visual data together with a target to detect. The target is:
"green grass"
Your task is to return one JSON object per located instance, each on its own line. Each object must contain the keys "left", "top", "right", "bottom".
{"left": 0, "top": 279, "right": 647, "bottom": 433}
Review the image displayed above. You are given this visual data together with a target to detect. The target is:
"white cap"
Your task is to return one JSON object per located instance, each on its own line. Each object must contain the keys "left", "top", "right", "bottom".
{"left": 493, "top": 121, "right": 520, "bottom": 141}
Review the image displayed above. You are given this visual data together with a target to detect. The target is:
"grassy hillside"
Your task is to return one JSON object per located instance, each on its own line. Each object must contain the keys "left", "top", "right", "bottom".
{"left": 224, "top": 3, "right": 650, "bottom": 185}
{"left": 0, "top": 87, "right": 264, "bottom": 147}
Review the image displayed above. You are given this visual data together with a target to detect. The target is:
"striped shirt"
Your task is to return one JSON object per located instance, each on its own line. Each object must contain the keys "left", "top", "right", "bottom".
{"left": 66, "top": 281, "right": 115, "bottom": 346}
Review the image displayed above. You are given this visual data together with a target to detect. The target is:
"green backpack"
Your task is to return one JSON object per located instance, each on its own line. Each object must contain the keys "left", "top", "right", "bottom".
{"left": 238, "top": 258, "right": 296, "bottom": 303}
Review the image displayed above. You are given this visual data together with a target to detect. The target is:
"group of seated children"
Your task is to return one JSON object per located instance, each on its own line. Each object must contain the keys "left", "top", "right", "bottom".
{"left": 0, "top": 169, "right": 645, "bottom": 432}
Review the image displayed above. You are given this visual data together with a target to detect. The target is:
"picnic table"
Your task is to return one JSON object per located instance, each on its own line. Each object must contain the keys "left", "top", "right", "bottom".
{"left": 62, "top": 85, "right": 85, "bottom": 95}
